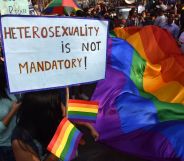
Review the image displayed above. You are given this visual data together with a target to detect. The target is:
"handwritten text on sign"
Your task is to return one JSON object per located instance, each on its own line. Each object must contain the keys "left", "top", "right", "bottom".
{"left": 0, "top": 16, "right": 108, "bottom": 93}
{"left": 0, "top": 0, "right": 29, "bottom": 15}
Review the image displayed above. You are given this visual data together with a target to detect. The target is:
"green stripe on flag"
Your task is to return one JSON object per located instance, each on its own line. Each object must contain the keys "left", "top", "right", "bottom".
{"left": 130, "top": 50, "right": 146, "bottom": 91}
{"left": 60, "top": 127, "right": 76, "bottom": 160}
{"left": 139, "top": 90, "right": 184, "bottom": 122}
{"left": 68, "top": 111, "right": 97, "bottom": 117}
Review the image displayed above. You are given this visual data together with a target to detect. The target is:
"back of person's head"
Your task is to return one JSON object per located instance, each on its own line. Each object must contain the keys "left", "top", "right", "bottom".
{"left": 0, "top": 62, "right": 10, "bottom": 100}
{"left": 129, "top": 8, "right": 136, "bottom": 17}
{"left": 158, "top": 8, "right": 164, "bottom": 15}
{"left": 31, "top": 0, "right": 36, "bottom": 6}
{"left": 76, "top": 10, "right": 86, "bottom": 17}
{"left": 17, "top": 90, "right": 64, "bottom": 149}
{"left": 167, "top": 13, "right": 174, "bottom": 24}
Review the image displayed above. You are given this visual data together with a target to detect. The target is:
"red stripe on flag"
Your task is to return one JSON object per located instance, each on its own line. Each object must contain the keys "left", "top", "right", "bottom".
{"left": 68, "top": 99, "right": 99, "bottom": 105}
{"left": 47, "top": 118, "right": 68, "bottom": 151}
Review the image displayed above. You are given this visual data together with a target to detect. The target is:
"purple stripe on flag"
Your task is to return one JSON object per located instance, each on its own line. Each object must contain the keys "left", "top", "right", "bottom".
{"left": 65, "top": 129, "right": 82, "bottom": 161}
{"left": 70, "top": 131, "right": 83, "bottom": 160}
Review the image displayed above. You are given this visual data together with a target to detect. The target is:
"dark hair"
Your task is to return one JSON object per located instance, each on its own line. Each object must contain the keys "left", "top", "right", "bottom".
{"left": 0, "top": 62, "right": 11, "bottom": 100}
{"left": 16, "top": 90, "right": 64, "bottom": 149}
{"left": 76, "top": 10, "right": 87, "bottom": 17}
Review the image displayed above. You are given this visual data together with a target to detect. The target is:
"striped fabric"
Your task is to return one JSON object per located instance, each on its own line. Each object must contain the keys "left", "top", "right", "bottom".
{"left": 47, "top": 118, "right": 82, "bottom": 161}
{"left": 43, "top": 0, "right": 80, "bottom": 15}
{"left": 67, "top": 99, "right": 99, "bottom": 123}
{"left": 91, "top": 26, "right": 184, "bottom": 161}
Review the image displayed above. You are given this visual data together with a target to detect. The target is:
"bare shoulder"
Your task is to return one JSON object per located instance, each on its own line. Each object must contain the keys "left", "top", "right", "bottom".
{"left": 12, "top": 139, "right": 40, "bottom": 161}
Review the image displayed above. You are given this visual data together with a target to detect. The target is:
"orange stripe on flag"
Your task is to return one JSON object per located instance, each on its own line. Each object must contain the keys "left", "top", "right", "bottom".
{"left": 47, "top": 118, "right": 67, "bottom": 152}
{"left": 68, "top": 103, "right": 98, "bottom": 109}
{"left": 51, "top": 118, "right": 71, "bottom": 154}
{"left": 68, "top": 99, "right": 98, "bottom": 105}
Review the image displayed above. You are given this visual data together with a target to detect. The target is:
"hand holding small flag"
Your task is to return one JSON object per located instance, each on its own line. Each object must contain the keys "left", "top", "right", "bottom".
{"left": 47, "top": 118, "right": 83, "bottom": 161}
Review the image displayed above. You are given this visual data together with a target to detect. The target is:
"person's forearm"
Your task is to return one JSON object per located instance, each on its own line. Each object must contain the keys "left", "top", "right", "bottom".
{"left": 2, "top": 107, "right": 17, "bottom": 126}
{"left": 2, "top": 102, "right": 20, "bottom": 127}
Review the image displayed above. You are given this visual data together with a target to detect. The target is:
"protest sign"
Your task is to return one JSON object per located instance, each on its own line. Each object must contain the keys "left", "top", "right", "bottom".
{"left": 0, "top": 0, "right": 29, "bottom": 15}
{"left": 0, "top": 16, "right": 109, "bottom": 93}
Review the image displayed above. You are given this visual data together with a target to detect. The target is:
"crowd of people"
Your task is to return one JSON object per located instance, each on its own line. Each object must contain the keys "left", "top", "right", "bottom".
{"left": 30, "top": 0, "right": 184, "bottom": 54}
{"left": 68, "top": 0, "right": 184, "bottom": 53}
{"left": 1, "top": 0, "right": 184, "bottom": 161}
{"left": 60, "top": 0, "right": 184, "bottom": 100}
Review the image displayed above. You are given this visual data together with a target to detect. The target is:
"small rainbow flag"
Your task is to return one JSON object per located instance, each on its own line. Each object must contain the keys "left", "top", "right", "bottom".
{"left": 67, "top": 99, "right": 99, "bottom": 123}
{"left": 47, "top": 118, "right": 82, "bottom": 161}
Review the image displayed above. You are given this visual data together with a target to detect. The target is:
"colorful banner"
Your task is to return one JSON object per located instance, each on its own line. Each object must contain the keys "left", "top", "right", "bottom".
{"left": 0, "top": 16, "right": 108, "bottom": 93}
{"left": 91, "top": 26, "right": 184, "bottom": 161}
{"left": 43, "top": 0, "right": 81, "bottom": 15}
{"left": 0, "top": 0, "right": 29, "bottom": 15}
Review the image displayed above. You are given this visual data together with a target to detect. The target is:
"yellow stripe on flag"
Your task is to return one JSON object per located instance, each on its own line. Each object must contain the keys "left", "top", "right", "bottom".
{"left": 55, "top": 123, "right": 74, "bottom": 157}
{"left": 127, "top": 33, "right": 148, "bottom": 61}
{"left": 68, "top": 106, "right": 98, "bottom": 113}
{"left": 51, "top": 120, "right": 70, "bottom": 156}
{"left": 69, "top": 103, "right": 98, "bottom": 109}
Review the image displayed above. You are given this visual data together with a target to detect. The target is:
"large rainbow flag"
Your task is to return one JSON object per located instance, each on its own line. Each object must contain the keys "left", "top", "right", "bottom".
{"left": 43, "top": 0, "right": 80, "bottom": 15}
{"left": 92, "top": 25, "right": 184, "bottom": 161}
{"left": 47, "top": 118, "right": 82, "bottom": 161}
{"left": 67, "top": 99, "right": 99, "bottom": 123}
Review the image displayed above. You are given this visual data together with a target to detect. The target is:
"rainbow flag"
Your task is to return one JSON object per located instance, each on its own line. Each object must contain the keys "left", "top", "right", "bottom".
{"left": 43, "top": 0, "right": 80, "bottom": 15}
{"left": 67, "top": 99, "right": 99, "bottom": 123}
{"left": 47, "top": 118, "right": 82, "bottom": 161}
{"left": 92, "top": 26, "right": 184, "bottom": 161}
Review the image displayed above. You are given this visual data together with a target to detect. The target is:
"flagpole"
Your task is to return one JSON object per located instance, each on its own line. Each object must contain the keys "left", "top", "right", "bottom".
{"left": 66, "top": 87, "right": 69, "bottom": 112}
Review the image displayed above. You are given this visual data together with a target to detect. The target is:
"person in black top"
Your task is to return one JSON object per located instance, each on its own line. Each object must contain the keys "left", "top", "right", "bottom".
{"left": 11, "top": 90, "right": 65, "bottom": 161}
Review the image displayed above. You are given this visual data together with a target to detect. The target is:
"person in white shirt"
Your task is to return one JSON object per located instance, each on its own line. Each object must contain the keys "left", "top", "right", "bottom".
{"left": 163, "top": 14, "right": 180, "bottom": 39}
{"left": 154, "top": 9, "right": 167, "bottom": 28}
